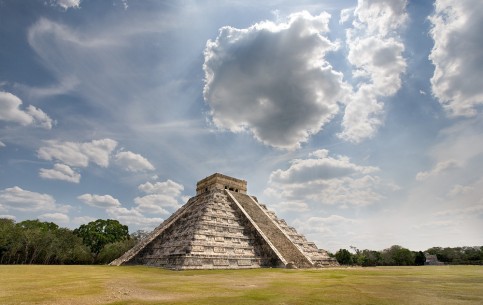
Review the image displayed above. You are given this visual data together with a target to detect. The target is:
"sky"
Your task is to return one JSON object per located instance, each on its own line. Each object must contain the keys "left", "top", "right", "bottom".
{"left": 0, "top": 0, "right": 482, "bottom": 253}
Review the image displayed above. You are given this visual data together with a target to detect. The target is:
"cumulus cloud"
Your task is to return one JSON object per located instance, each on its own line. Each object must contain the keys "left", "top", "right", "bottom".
{"left": 269, "top": 200, "right": 309, "bottom": 212}
{"left": 106, "top": 206, "right": 163, "bottom": 229}
{"left": 39, "top": 212, "right": 70, "bottom": 223}
{"left": 339, "top": 0, "right": 408, "bottom": 142}
{"left": 447, "top": 184, "right": 474, "bottom": 197}
{"left": 415, "top": 160, "right": 459, "bottom": 181}
{"left": 429, "top": 0, "right": 483, "bottom": 117}
{"left": 271, "top": 149, "right": 378, "bottom": 184}
{"left": 72, "top": 216, "right": 96, "bottom": 226}
{"left": 291, "top": 215, "right": 357, "bottom": 238}
{"left": 77, "top": 179, "right": 184, "bottom": 229}
{"left": 84, "top": 196, "right": 165, "bottom": 229}
{"left": 135, "top": 179, "right": 184, "bottom": 215}
{"left": 265, "top": 150, "right": 384, "bottom": 207}
{"left": 137, "top": 180, "right": 184, "bottom": 196}
{"left": 0, "top": 186, "right": 57, "bottom": 211}
{"left": 77, "top": 194, "right": 121, "bottom": 208}
{"left": 115, "top": 151, "right": 155, "bottom": 172}
{"left": 0, "top": 91, "right": 54, "bottom": 129}
{"left": 39, "top": 163, "right": 81, "bottom": 183}
{"left": 37, "top": 138, "right": 117, "bottom": 168}
{"left": 50, "top": 0, "right": 81, "bottom": 10}
{"left": 203, "top": 11, "right": 349, "bottom": 149}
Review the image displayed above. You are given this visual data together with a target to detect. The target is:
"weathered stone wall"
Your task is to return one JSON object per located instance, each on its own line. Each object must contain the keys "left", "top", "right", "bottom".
{"left": 119, "top": 188, "right": 281, "bottom": 269}
{"left": 227, "top": 191, "right": 314, "bottom": 268}
{"left": 112, "top": 173, "right": 337, "bottom": 269}
{"left": 196, "top": 173, "right": 247, "bottom": 195}
{"left": 260, "top": 203, "right": 338, "bottom": 267}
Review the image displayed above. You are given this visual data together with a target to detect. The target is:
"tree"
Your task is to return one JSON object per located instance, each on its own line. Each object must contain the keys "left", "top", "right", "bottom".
{"left": 16, "top": 220, "right": 59, "bottom": 264}
{"left": 381, "top": 245, "right": 414, "bottom": 266}
{"left": 97, "top": 239, "right": 136, "bottom": 264}
{"left": 414, "top": 251, "right": 426, "bottom": 266}
{"left": 74, "top": 219, "right": 129, "bottom": 259}
{"left": 360, "top": 250, "right": 382, "bottom": 267}
{"left": 335, "top": 249, "right": 353, "bottom": 265}
{"left": 0, "top": 218, "right": 17, "bottom": 263}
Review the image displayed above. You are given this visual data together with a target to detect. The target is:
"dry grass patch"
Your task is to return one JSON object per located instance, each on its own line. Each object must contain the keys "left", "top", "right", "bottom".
{"left": 0, "top": 265, "right": 482, "bottom": 304}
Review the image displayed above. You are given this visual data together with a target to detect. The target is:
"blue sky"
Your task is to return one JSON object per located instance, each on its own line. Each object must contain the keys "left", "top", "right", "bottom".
{"left": 0, "top": 0, "right": 482, "bottom": 252}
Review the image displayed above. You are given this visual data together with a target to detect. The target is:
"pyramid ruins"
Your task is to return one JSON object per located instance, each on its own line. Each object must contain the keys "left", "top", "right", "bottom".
{"left": 111, "top": 173, "right": 337, "bottom": 269}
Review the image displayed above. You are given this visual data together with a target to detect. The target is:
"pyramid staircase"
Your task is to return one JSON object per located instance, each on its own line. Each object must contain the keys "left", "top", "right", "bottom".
{"left": 111, "top": 173, "right": 337, "bottom": 269}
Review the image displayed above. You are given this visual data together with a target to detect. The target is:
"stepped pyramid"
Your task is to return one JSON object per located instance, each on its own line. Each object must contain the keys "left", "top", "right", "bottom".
{"left": 111, "top": 173, "right": 337, "bottom": 269}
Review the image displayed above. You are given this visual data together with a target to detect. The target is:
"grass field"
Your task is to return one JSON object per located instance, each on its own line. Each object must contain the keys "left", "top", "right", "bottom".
{"left": 0, "top": 265, "right": 482, "bottom": 304}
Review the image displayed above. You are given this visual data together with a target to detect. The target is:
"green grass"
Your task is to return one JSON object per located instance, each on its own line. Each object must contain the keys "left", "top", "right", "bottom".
{"left": 0, "top": 265, "right": 482, "bottom": 304}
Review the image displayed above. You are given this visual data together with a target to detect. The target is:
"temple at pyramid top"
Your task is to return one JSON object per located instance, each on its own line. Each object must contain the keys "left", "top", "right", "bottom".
{"left": 196, "top": 173, "right": 247, "bottom": 195}
{"left": 111, "top": 173, "right": 337, "bottom": 269}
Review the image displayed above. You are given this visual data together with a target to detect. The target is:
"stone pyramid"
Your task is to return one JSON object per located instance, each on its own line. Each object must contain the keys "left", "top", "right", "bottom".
{"left": 111, "top": 173, "right": 337, "bottom": 269}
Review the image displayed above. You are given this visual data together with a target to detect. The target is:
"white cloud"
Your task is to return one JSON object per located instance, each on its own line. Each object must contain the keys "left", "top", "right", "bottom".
{"left": 412, "top": 220, "right": 457, "bottom": 230}
{"left": 106, "top": 206, "right": 163, "bottom": 229}
{"left": 135, "top": 179, "right": 185, "bottom": 215}
{"left": 415, "top": 159, "right": 459, "bottom": 181}
{"left": 0, "top": 186, "right": 57, "bottom": 211}
{"left": 115, "top": 151, "right": 155, "bottom": 172}
{"left": 447, "top": 184, "right": 474, "bottom": 197}
{"left": 72, "top": 216, "right": 97, "bottom": 226}
{"left": 0, "top": 91, "right": 54, "bottom": 129}
{"left": 39, "top": 163, "right": 81, "bottom": 183}
{"left": 203, "top": 11, "right": 349, "bottom": 149}
{"left": 429, "top": 0, "right": 483, "bottom": 117}
{"left": 77, "top": 194, "right": 121, "bottom": 208}
{"left": 51, "top": 0, "right": 81, "bottom": 10}
{"left": 39, "top": 212, "right": 70, "bottom": 223}
{"left": 138, "top": 180, "right": 184, "bottom": 196}
{"left": 339, "top": 0, "right": 408, "bottom": 142}
{"left": 265, "top": 150, "right": 384, "bottom": 207}
{"left": 270, "top": 150, "right": 378, "bottom": 184}
{"left": 0, "top": 215, "right": 16, "bottom": 220}
{"left": 37, "top": 138, "right": 117, "bottom": 168}
{"left": 403, "top": 119, "right": 483, "bottom": 243}
{"left": 435, "top": 204, "right": 483, "bottom": 217}
{"left": 0, "top": 141, "right": 5, "bottom": 148}
{"left": 133, "top": 195, "right": 172, "bottom": 215}
{"left": 81, "top": 139, "right": 119, "bottom": 167}
{"left": 292, "top": 215, "right": 356, "bottom": 236}
{"left": 76, "top": 187, "right": 180, "bottom": 229}
{"left": 270, "top": 200, "right": 309, "bottom": 212}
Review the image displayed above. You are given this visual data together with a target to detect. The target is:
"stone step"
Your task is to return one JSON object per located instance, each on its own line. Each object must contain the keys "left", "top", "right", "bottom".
{"left": 227, "top": 191, "right": 313, "bottom": 268}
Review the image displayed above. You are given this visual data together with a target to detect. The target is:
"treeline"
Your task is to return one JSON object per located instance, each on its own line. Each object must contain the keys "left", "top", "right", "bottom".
{"left": 332, "top": 245, "right": 483, "bottom": 266}
{"left": 0, "top": 218, "right": 145, "bottom": 265}
{"left": 2, "top": 218, "right": 482, "bottom": 266}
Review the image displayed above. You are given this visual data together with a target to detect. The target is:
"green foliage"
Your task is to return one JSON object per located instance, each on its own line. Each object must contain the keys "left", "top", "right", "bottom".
{"left": 335, "top": 248, "right": 353, "bottom": 265}
{"left": 73, "top": 219, "right": 130, "bottom": 258}
{"left": 0, "top": 218, "right": 92, "bottom": 264}
{"left": 427, "top": 246, "right": 483, "bottom": 265}
{"left": 0, "top": 219, "right": 17, "bottom": 263}
{"left": 381, "top": 245, "right": 414, "bottom": 266}
{"left": 2, "top": 217, "right": 483, "bottom": 267}
{"left": 360, "top": 249, "right": 382, "bottom": 266}
{"left": 96, "top": 239, "right": 136, "bottom": 264}
{"left": 0, "top": 218, "right": 132, "bottom": 265}
{"left": 414, "top": 251, "right": 426, "bottom": 265}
